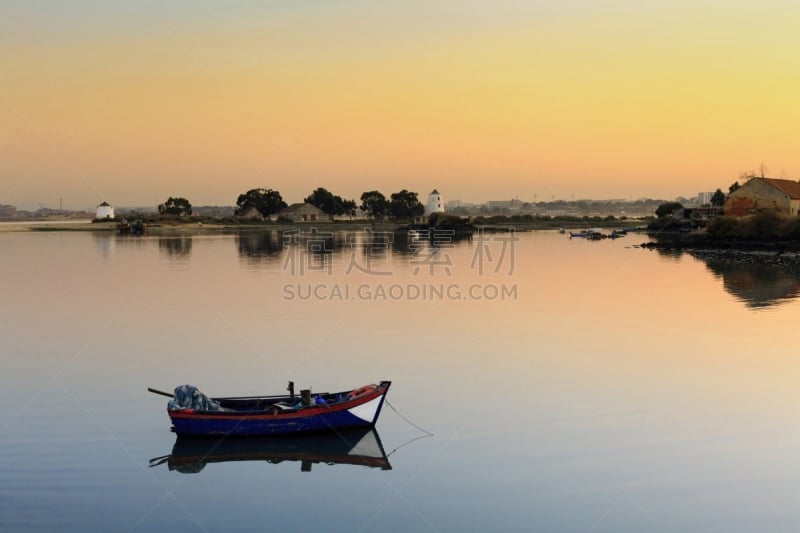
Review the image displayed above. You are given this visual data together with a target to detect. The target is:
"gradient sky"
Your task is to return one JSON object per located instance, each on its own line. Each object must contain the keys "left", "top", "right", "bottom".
{"left": 2, "top": 1, "right": 799, "bottom": 210}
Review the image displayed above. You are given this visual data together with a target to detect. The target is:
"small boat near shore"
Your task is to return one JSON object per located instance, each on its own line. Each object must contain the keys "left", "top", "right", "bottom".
{"left": 569, "top": 229, "right": 604, "bottom": 239}
{"left": 117, "top": 218, "right": 145, "bottom": 235}
{"left": 569, "top": 228, "right": 631, "bottom": 240}
{"left": 149, "top": 381, "right": 391, "bottom": 437}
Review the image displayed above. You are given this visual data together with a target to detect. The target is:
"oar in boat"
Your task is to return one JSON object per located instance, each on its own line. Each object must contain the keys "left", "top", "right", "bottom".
{"left": 147, "top": 382, "right": 315, "bottom": 402}
{"left": 147, "top": 387, "right": 298, "bottom": 401}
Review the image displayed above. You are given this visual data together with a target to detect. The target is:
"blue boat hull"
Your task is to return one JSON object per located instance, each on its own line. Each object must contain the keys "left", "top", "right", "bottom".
{"left": 167, "top": 382, "right": 390, "bottom": 437}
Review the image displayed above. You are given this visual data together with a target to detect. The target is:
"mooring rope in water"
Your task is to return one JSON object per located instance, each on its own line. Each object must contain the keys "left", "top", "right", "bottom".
{"left": 385, "top": 399, "right": 434, "bottom": 437}
{"left": 384, "top": 399, "right": 434, "bottom": 457}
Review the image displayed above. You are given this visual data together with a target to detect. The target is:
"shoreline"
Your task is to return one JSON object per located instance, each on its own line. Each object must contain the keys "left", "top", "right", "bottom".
{"left": 640, "top": 233, "right": 800, "bottom": 267}
{"left": 0, "top": 221, "right": 406, "bottom": 234}
{"left": 0, "top": 218, "right": 645, "bottom": 234}
{"left": 642, "top": 232, "right": 800, "bottom": 253}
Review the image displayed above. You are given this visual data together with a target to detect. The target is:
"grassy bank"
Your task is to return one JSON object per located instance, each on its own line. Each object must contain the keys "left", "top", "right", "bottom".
{"left": 705, "top": 211, "right": 800, "bottom": 241}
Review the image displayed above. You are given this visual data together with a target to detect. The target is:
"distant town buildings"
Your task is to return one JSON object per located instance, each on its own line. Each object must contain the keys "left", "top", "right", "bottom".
{"left": 695, "top": 191, "right": 714, "bottom": 206}
{"left": 446, "top": 197, "right": 657, "bottom": 217}
{"left": 485, "top": 200, "right": 516, "bottom": 210}
{"left": 0, "top": 205, "right": 17, "bottom": 218}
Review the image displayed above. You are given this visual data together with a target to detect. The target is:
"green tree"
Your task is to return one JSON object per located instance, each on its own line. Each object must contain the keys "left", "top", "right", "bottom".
{"left": 729, "top": 181, "right": 741, "bottom": 194}
{"left": 710, "top": 189, "right": 726, "bottom": 206}
{"left": 655, "top": 202, "right": 684, "bottom": 218}
{"left": 340, "top": 198, "right": 357, "bottom": 217}
{"left": 304, "top": 187, "right": 356, "bottom": 216}
{"left": 235, "top": 188, "right": 287, "bottom": 218}
{"left": 158, "top": 196, "right": 193, "bottom": 216}
{"left": 388, "top": 189, "right": 425, "bottom": 219}
{"left": 360, "top": 190, "right": 389, "bottom": 217}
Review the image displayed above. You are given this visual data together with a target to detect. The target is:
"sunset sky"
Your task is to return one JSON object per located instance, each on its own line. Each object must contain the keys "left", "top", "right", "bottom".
{"left": 2, "top": 1, "right": 799, "bottom": 210}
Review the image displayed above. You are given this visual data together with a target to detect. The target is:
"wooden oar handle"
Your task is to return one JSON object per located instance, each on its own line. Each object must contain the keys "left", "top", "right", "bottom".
{"left": 147, "top": 387, "right": 174, "bottom": 398}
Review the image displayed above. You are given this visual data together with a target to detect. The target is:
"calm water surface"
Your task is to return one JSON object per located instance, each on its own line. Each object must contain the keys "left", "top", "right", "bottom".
{"left": 2, "top": 229, "right": 800, "bottom": 532}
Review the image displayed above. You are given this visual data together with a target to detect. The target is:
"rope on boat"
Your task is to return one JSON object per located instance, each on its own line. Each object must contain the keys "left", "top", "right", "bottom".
{"left": 385, "top": 399, "right": 433, "bottom": 437}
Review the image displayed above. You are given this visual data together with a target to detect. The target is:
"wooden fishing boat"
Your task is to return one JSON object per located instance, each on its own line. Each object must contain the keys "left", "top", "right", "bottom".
{"left": 148, "top": 427, "right": 391, "bottom": 473}
{"left": 149, "top": 381, "right": 391, "bottom": 437}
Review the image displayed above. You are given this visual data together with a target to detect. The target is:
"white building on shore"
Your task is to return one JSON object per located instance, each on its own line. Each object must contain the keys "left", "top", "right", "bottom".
{"left": 95, "top": 201, "right": 115, "bottom": 220}
{"left": 424, "top": 189, "right": 444, "bottom": 216}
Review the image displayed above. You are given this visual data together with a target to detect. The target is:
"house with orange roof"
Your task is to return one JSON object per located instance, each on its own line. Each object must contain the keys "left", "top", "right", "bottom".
{"left": 724, "top": 178, "right": 800, "bottom": 216}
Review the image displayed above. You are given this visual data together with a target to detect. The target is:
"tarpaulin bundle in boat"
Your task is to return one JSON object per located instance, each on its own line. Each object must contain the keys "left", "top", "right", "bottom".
{"left": 168, "top": 385, "right": 228, "bottom": 412}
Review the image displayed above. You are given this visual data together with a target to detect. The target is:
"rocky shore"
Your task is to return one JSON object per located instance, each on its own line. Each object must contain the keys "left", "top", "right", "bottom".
{"left": 640, "top": 233, "right": 800, "bottom": 267}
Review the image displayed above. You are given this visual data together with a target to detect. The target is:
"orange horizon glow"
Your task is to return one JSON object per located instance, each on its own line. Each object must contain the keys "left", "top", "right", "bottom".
{"left": 2, "top": 2, "right": 799, "bottom": 210}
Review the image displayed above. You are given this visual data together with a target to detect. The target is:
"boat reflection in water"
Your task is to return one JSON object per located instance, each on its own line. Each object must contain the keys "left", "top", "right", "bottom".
{"left": 149, "top": 427, "right": 391, "bottom": 474}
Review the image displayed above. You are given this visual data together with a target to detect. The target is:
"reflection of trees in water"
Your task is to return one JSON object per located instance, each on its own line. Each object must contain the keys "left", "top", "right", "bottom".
{"left": 236, "top": 228, "right": 474, "bottom": 268}
{"left": 237, "top": 231, "right": 282, "bottom": 261}
{"left": 281, "top": 229, "right": 347, "bottom": 255}
{"left": 392, "top": 230, "right": 414, "bottom": 255}
{"left": 158, "top": 237, "right": 193, "bottom": 260}
{"left": 286, "top": 230, "right": 345, "bottom": 274}
{"left": 698, "top": 254, "right": 800, "bottom": 308}
{"left": 237, "top": 230, "right": 352, "bottom": 270}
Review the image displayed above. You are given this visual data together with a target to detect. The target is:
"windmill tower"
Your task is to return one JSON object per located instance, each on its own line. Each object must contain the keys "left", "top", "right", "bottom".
{"left": 95, "top": 201, "right": 115, "bottom": 220}
{"left": 424, "top": 189, "right": 444, "bottom": 216}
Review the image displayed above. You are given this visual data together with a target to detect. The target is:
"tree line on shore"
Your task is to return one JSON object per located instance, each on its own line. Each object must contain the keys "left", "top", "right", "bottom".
{"left": 156, "top": 187, "right": 428, "bottom": 220}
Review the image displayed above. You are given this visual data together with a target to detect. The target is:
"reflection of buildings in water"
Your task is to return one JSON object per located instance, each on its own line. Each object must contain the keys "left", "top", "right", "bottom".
{"left": 700, "top": 256, "right": 800, "bottom": 308}
{"left": 157, "top": 236, "right": 193, "bottom": 261}
{"left": 93, "top": 230, "right": 150, "bottom": 258}
{"left": 91, "top": 232, "right": 115, "bottom": 258}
